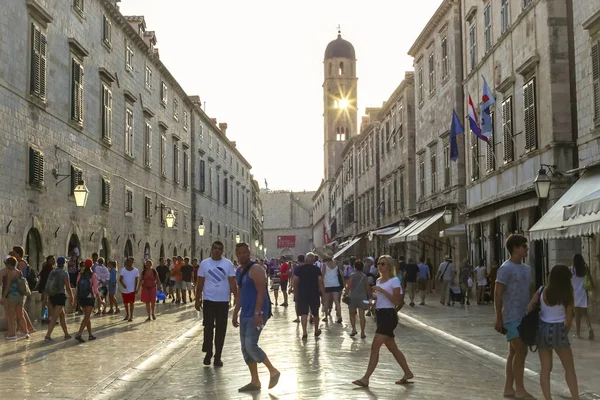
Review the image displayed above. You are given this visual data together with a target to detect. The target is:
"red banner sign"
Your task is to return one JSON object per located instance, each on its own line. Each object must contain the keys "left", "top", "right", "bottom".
{"left": 277, "top": 235, "right": 296, "bottom": 248}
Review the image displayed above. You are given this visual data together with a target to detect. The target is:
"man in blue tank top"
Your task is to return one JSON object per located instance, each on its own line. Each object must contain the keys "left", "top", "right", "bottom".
{"left": 233, "top": 242, "right": 280, "bottom": 392}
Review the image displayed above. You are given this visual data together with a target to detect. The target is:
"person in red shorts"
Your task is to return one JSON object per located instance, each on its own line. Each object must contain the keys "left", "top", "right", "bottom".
{"left": 279, "top": 258, "right": 290, "bottom": 307}
{"left": 119, "top": 257, "right": 139, "bottom": 322}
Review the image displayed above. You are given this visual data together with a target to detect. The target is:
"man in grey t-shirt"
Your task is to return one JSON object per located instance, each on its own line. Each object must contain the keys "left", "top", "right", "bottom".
{"left": 437, "top": 256, "right": 455, "bottom": 305}
{"left": 494, "top": 235, "right": 534, "bottom": 399}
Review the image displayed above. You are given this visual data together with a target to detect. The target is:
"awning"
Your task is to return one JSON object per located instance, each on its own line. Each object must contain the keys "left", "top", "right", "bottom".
{"left": 388, "top": 210, "right": 445, "bottom": 244}
{"left": 563, "top": 188, "right": 600, "bottom": 220}
{"left": 439, "top": 224, "right": 466, "bottom": 238}
{"left": 333, "top": 236, "right": 362, "bottom": 260}
{"left": 372, "top": 226, "right": 400, "bottom": 236}
{"left": 467, "top": 197, "right": 539, "bottom": 225}
{"left": 529, "top": 170, "right": 600, "bottom": 240}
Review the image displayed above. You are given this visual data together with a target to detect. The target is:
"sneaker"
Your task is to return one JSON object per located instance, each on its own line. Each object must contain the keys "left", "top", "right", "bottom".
{"left": 203, "top": 353, "right": 212, "bottom": 366}
{"left": 336, "top": 318, "right": 342, "bottom": 324}
{"left": 44, "top": 336, "right": 53, "bottom": 342}
{"left": 366, "top": 311, "right": 372, "bottom": 317}
{"left": 5, "top": 336, "right": 17, "bottom": 341}
{"left": 214, "top": 359, "right": 223, "bottom": 367}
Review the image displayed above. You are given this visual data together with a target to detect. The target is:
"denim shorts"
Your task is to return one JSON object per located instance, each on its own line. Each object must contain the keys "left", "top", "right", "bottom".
{"left": 504, "top": 321, "right": 521, "bottom": 342}
{"left": 240, "top": 316, "right": 267, "bottom": 365}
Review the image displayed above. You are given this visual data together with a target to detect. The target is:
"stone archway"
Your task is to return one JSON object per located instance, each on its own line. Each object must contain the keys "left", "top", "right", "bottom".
{"left": 159, "top": 243, "right": 165, "bottom": 259}
{"left": 183, "top": 248, "right": 188, "bottom": 258}
{"left": 172, "top": 246, "right": 178, "bottom": 257}
{"left": 279, "top": 248, "right": 294, "bottom": 259}
{"left": 124, "top": 239, "right": 133, "bottom": 260}
{"left": 144, "top": 242, "right": 151, "bottom": 261}
{"left": 100, "top": 237, "right": 110, "bottom": 260}
{"left": 25, "top": 228, "right": 43, "bottom": 271}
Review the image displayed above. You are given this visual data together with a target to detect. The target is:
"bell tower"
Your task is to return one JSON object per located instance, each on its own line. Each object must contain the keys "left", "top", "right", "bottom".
{"left": 323, "top": 28, "right": 358, "bottom": 181}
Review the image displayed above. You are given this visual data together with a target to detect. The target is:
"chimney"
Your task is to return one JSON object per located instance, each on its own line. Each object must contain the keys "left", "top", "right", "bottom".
{"left": 360, "top": 116, "right": 370, "bottom": 133}
{"left": 219, "top": 122, "right": 228, "bottom": 136}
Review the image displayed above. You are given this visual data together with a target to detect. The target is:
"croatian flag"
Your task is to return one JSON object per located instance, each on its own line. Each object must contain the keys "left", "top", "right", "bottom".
{"left": 468, "top": 95, "right": 488, "bottom": 144}
{"left": 480, "top": 76, "right": 496, "bottom": 141}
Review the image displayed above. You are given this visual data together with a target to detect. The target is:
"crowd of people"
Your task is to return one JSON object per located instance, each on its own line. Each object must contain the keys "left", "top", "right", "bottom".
{"left": 1, "top": 236, "right": 596, "bottom": 398}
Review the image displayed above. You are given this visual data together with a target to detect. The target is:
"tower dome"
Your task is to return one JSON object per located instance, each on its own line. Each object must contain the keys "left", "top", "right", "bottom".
{"left": 324, "top": 31, "right": 355, "bottom": 60}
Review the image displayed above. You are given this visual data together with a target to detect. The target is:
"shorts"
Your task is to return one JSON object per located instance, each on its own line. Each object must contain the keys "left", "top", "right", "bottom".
{"left": 100, "top": 286, "right": 108, "bottom": 297}
{"left": 6, "top": 294, "right": 24, "bottom": 307}
{"left": 375, "top": 308, "right": 398, "bottom": 338}
{"left": 79, "top": 297, "right": 95, "bottom": 308}
{"left": 477, "top": 280, "right": 487, "bottom": 287}
{"left": 174, "top": 280, "right": 184, "bottom": 290}
{"left": 182, "top": 281, "right": 193, "bottom": 291}
{"left": 122, "top": 292, "right": 136, "bottom": 304}
{"left": 325, "top": 286, "right": 342, "bottom": 293}
{"left": 49, "top": 293, "right": 67, "bottom": 307}
{"left": 538, "top": 321, "right": 570, "bottom": 350}
{"left": 418, "top": 279, "right": 427, "bottom": 291}
{"left": 504, "top": 321, "right": 521, "bottom": 342}
{"left": 280, "top": 279, "right": 288, "bottom": 292}
{"left": 349, "top": 297, "right": 369, "bottom": 311}
{"left": 108, "top": 282, "right": 117, "bottom": 295}
{"left": 297, "top": 297, "right": 320, "bottom": 316}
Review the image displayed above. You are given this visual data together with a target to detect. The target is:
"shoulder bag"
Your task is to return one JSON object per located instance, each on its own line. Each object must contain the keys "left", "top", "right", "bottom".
{"left": 439, "top": 262, "right": 450, "bottom": 282}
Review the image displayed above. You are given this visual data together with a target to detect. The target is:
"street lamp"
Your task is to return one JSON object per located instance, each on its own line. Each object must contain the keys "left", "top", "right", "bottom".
{"left": 398, "top": 221, "right": 406, "bottom": 231}
{"left": 443, "top": 207, "right": 453, "bottom": 225}
{"left": 259, "top": 244, "right": 263, "bottom": 251}
{"left": 235, "top": 232, "right": 241, "bottom": 243}
{"left": 254, "top": 239, "right": 259, "bottom": 248}
{"left": 165, "top": 209, "right": 175, "bottom": 228}
{"left": 534, "top": 167, "right": 552, "bottom": 200}
{"left": 198, "top": 222, "right": 205, "bottom": 236}
{"left": 73, "top": 180, "right": 89, "bottom": 207}
{"left": 264, "top": 246, "right": 267, "bottom": 256}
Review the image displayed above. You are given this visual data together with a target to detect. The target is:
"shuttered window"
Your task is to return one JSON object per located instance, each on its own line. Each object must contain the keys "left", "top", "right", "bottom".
{"left": 160, "top": 134, "right": 166, "bottom": 177}
{"left": 125, "top": 108, "right": 134, "bottom": 157}
{"left": 73, "top": 0, "right": 84, "bottom": 15}
{"left": 199, "top": 159, "right": 206, "bottom": 192}
{"left": 30, "top": 23, "right": 47, "bottom": 100}
{"left": 183, "top": 152, "right": 189, "bottom": 188}
{"left": 399, "top": 174, "right": 404, "bottom": 211}
{"left": 101, "top": 178, "right": 111, "bottom": 207}
{"left": 471, "top": 135, "right": 479, "bottom": 181}
{"left": 486, "top": 111, "right": 495, "bottom": 172}
{"left": 501, "top": 0, "right": 510, "bottom": 34}
{"left": 173, "top": 142, "right": 179, "bottom": 183}
{"left": 144, "top": 196, "right": 151, "bottom": 220}
{"left": 592, "top": 41, "right": 600, "bottom": 127}
{"left": 502, "top": 96, "right": 514, "bottom": 163}
{"left": 70, "top": 166, "right": 82, "bottom": 195}
{"left": 224, "top": 178, "right": 228, "bottom": 204}
{"left": 524, "top": 78, "right": 537, "bottom": 152}
{"left": 431, "top": 149, "right": 437, "bottom": 193}
{"left": 419, "top": 158, "right": 425, "bottom": 198}
{"left": 102, "top": 15, "right": 111, "bottom": 46}
{"left": 144, "top": 121, "right": 152, "bottom": 167}
{"left": 443, "top": 141, "right": 451, "bottom": 188}
{"left": 101, "top": 85, "right": 112, "bottom": 143}
{"left": 125, "top": 188, "right": 133, "bottom": 214}
{"left": 29, "top": 147, "right": 44, "bottom": 187}
{"left": 71, "top": 58, "right": 84, "bottom": 124}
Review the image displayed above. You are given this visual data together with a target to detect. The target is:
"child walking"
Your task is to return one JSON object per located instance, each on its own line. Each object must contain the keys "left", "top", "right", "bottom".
{"left": 107, "top": 261, "right": 120, "bottom": 314}
{"left": 527, "top": 264, "right": 579, "bottom": 400}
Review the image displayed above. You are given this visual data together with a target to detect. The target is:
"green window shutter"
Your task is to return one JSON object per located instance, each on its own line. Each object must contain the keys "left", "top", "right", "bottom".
{"left": 502, "top": 97, "right": 514, "bottom": 162}
{"left": 592, "top": 42, "right": 600, "bottom": 127}
{"left": 524, "top": 78, "right": 537, "bottom": 151}
{"left": 199, "top": 160, "right": 205, "bottom": 192}
{"left": 29, "top": 147, "right": 43, "bottom": 186}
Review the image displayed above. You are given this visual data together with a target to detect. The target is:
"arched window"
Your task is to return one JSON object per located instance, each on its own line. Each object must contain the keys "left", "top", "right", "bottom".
{"left": 336, "top": 126, "right": 347, "bottom": 141}
{"left": 339, "top": 62, "right": 344, "bottom": 76}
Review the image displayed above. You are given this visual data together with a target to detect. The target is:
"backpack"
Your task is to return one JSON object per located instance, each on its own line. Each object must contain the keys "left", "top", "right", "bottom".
{"left": 77, "top": 272, "right": 93, "bottom": 298}
{"left": 518, "top": 287, "right": 544, "bottom": 351}
{"left": 45, "top": 270, "right": 64, "bottom": 296}
{"left": 23, "top": 263, "right": 39, "bottom": 290}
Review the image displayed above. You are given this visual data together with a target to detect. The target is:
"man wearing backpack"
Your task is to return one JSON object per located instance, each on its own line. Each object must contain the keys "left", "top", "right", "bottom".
{"left": 44, "top": 257, "right": 74, "bottom": 341}
{"left": 494, "top": 234, "right": 534, "bottom": 400}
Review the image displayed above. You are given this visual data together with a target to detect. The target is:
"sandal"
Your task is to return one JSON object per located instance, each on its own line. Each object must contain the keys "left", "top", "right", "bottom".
{"left": 88, "top": 335, "right": 97, "bottom": 341}
{"left": 74, "top": 335, "right": 85, "bottom": 343}
{"left": 349, "top": 330, "right": 358, "bottom": 337}
{"left": 268, "top": 372, "right": 281, "bottom": 389}
{"left": 238, "top": 383, "right": 261, "bottom": 392}
{"left": 314, "top": 328, "right": 322, "bottom": 338}
{"left": 352, "top": 379, "right": 368, "bottom": 387}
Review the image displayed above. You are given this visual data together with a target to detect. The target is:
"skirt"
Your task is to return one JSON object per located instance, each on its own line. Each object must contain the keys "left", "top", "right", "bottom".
{"left": 537, "top": 321, "right": 570, "bottom": 350}
{"left": 141, "top": 285, "right": 157, "bottom": 303}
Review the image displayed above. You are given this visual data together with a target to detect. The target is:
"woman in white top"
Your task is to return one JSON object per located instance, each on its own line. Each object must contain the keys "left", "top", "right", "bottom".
{"left": 321, "top": 259, "right": 343, "bottom": 324}
{"left": 527, "top": 264, "right": 578, "bottom": 400}
{"left": 571, "top": 254, "right": 594, "bottom": 340}
{"left": 352, "top": 255, "right": 414, "bottom": 388}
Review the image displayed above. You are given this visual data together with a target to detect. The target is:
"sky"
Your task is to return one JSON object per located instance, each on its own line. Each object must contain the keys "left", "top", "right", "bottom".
{"left": 118, "top": 0, "right": 443, "bottom": 191}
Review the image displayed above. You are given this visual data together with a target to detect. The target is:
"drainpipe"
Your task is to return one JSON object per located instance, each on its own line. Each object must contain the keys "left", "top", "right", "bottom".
{"left": 565, "top": 0, "right": 579, "bottom": 169}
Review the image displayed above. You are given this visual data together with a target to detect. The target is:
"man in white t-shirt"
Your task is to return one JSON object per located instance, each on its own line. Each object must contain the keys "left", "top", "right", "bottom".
{"left": 195, "top": 241, "right": 237, "bottom": 367}
{"left": 119, "top": 257, "right": 139, "bottom": 322}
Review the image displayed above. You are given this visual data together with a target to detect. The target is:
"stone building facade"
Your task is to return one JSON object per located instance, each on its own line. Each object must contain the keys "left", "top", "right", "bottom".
{"left": 460, "top": 0, "right": 576, "bottom": 286}
{"left": 0, "top": 0, "right": 258, "bottom": 326}
{"left": 393, "top": 0, "right": 467, "bottom": 268}
{"left": 261, "top": 190, "right": 314, "bottom": 260}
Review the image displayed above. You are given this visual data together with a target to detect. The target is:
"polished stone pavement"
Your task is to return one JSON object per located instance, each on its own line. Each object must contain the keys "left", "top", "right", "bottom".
{"left": 1, "top": 294, "right": 598, "bottom": 399}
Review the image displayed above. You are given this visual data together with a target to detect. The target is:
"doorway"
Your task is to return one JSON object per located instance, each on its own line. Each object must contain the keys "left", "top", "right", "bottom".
{"left": 100, "top": 237, "right": 110, "bottom": 260}
{"left": 159, "top": 243, "right": 165, "bottom": 259}
{"left": 25, "top": 228, "right": 43, "bottom": 271}
{"left": 144, "top": 243, "right": 151, "bottom": 261}
{"left": 124, "top": 239, "right": 133, "bottom": 260}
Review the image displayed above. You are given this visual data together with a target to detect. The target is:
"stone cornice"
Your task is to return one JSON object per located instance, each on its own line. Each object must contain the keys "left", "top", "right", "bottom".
{"left": 27, "top": 0, "right": 53, "bottom": 27}
{"left": 408, "top": 0, "right": 454, "bottom": 57}
{"left": 123, "top": 90, "right": 137, "bottom": 103}
{"left": 68, "top": 37, "right": 89, "bottom": 58}
{"left": 583, "top": 8, "right": 600, "bottom": 34}
{"left": 377, "top": 72, "right": 415, "bottom": 118}
{"left": 98, "top": 67, "right": 116, "bottom": 84}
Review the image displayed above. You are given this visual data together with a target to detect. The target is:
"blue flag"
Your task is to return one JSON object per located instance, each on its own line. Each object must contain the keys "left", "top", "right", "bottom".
{"left": 450, "top": 109, "right": 463, "bottom": 162}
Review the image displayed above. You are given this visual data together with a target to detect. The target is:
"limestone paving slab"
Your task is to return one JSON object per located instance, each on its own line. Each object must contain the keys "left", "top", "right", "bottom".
{"left": 0, "top": 301, "right": 201, "bottom": 399}
{"left": 125, "top": 304, "right": 545, "bottom": 400}
{"left": 400, "top": 293, "right": 600, "bottom": 397}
